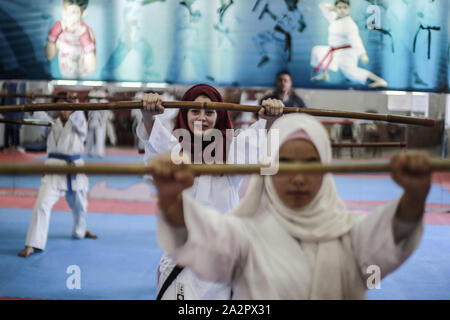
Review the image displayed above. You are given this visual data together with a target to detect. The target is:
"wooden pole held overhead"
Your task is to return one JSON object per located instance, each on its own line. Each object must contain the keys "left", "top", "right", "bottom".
{"left": 0, "top": 100, "right": 435, "bottom": 127}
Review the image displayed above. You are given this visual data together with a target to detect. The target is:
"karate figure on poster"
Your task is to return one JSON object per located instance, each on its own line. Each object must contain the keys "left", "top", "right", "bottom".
{"left": 45, "top": 0, "right": 97, "bottom": 78}
{"left": 101, "top": 0, "right": 164, "bottom": 80}
{"left": 310, "top": 0, "right": 387, "bottom": 88}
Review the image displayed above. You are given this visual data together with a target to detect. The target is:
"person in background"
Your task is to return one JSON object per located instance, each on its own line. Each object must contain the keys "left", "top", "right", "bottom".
{"left": 138, "top": 83, "right": 285, "bottom": 300}
{"left": 260, "top": 70, "right": 307, "bottom": 109}
{"left": 86, "top": 89, "right": 107, "bottom": 158}
{"left": 1, "top": 81, "right": 26, "bottom": 153}
{"left": 18, "top": 92, "right": 97, "bottom": 258}
{"left": 105, "top": 110, "right": 117, "bottom": 147}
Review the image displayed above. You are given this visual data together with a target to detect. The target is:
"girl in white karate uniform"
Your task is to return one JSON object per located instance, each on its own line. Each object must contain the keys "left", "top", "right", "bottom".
{"left": 151, "top": 113, "right": 430, "bottom": 299}
{"left": 137, "top": 84, "right": 284, "bottom": 300}
{"left": 87, "top": 89, "right": 108, "bottom": 158}
{"left": 18, "top": 93, "right": 97, "bottom": 258}
{"left": 311, "top": 0, "right": 387, "bottom": 88}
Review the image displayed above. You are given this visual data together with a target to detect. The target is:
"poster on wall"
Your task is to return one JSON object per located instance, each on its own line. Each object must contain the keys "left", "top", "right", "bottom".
{"left": 0, "top": 0, "right": 448, "bottom": 91}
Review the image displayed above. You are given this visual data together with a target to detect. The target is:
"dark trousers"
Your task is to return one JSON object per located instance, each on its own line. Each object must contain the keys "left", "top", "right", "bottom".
{"left": 4, "top": 124, "right": 21, "bottom": 148}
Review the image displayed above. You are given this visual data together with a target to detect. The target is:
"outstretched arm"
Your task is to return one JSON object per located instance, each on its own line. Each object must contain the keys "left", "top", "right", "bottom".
{"left": 152, "top": 152, "right": 248, "bottom": 284}
{"left": 319, "top": 2, "right": 335, "bottom": 11}
{"left": 391, "top": 151, "right": 431, "bottom": 223}
{"left": 350, "top": 151, "right": 430, "bottom": 281}
{"left": 141, "top": 93, "right": 166, "bottom": 137}
{"left": 151, "top": 153, "right": 194, "bottom": 227}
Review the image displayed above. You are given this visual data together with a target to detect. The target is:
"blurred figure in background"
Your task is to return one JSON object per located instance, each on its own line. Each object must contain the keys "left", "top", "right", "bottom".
{"left": 1, "top": 81, "right": 26, "bottom": 153}
{"left": 260, "top": 70, "right": 307, "bottom": 109}
{"left": 105, "top": 110, "right": 117, "bottom": 147}
{"left": 86, "top": 88, "right": 108, "bottom": 158}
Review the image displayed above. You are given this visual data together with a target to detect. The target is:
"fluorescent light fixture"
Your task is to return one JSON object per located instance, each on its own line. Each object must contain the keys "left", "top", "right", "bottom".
{"left": 55, "top": 80, "right": 78, "bottom": 86}
{"left": 412, "top": 92, "right": 428, "bottom": 96}
{"left": 383, "top": 90, "right": 407, "bottom": 95}
{"left": 81, "top": 81, "right": 104, "bottom": 87}
{"left": 145, "top": 82, "right": 168, "bottom": 89}
{"left": 120, "top": 82, "right": 143, "bottom": 88}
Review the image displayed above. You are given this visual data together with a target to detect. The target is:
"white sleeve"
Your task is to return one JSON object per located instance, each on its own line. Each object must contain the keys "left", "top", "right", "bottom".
{"left": 350, "top": 197, "right": 423, "bottom": 281}
{"left": 227, "top": 118, "right": 267, "bottom": 189}
{"left": 320, "top": 4, "right": 337, "bottom": 23}
{"left": 69, "top": 111, "right": 87, "bottom": 142}
{"left": 136, "top": 116, "right": 179, "bottom": 162}
{"left": 157, "top": 192, "right": 249, "bottom": 284}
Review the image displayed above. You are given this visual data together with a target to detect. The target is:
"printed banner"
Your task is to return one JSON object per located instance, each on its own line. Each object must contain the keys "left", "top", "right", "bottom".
{"left": 0, "top": 0, "right": 448, "bottom": 91}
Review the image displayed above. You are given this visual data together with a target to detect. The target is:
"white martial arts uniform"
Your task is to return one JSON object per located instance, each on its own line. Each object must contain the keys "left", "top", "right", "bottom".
{"left": 87, "top": 110, "right": 106, "bottom": 157}
{"left": 311, "top": 7, "right": 370, "bottom": 84}
{"left": 25, "top": 111, "right": 89, "bottom": 250}
{"left": 159, "top": 195, "right": 422, "bottom": 299}
{"left": 157, "top": 113, "right": 423, "bottom": 299}
{"left": 105, "top": 110, "right": 117, "bottom": 146}
{"left": 137, "top": 115, "right": 267, "bottom": 300}
{"left": 87, "top": 90, "right": 108, "bottom": 157}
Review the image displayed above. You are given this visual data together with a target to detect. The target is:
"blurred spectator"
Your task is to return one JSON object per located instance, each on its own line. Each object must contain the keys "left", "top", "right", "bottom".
{"left": 1, "top": 81, "right": 26, "bottom": 153}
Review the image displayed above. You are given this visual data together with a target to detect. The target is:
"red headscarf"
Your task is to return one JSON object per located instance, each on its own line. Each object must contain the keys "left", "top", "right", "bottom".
{"left": 173, "top": 84, "right": 233, "bottom": 163}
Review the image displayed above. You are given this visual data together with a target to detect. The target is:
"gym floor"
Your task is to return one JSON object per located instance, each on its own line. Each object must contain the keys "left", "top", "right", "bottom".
{"left": 0, "top": 148, "right": 449, "bottom": 300}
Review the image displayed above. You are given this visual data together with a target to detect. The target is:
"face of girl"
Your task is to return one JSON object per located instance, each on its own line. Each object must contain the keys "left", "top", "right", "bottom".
{"left": 187, "top": 95, "right": 218, "bottom": 136}
{"left": 335, "top": 2, "right": 351, "bottom": 19}
{"left": 62, "top": 1, "right": 84, "bottom": 31}
{"left": 271, "top": 139, "right": 324, "bottom": 209}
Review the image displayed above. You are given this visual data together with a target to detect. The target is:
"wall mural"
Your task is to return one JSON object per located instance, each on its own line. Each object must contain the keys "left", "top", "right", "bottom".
{"left": 0, "top": 0, "right": 448, "bottom": 92}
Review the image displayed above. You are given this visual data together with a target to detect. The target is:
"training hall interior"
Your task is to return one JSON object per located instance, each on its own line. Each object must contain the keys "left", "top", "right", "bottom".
{"left": 0, "top": 0, "right": 449, "bottom": 300}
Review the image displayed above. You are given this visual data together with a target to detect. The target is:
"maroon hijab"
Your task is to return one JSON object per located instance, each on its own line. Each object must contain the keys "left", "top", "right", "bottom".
{"left": 173, "top": 84, "right": 233, "bottom": 163}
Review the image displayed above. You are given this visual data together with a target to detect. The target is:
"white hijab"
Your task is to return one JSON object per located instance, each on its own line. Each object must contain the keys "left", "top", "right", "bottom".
{"left": 231, "top": 114, "right": 366, "bottom": 299}
{"left": 232, "top": 113, "right": 361, "bottom": 242}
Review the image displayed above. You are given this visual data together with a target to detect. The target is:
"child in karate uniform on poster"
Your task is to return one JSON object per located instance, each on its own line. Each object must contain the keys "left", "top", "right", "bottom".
{"left": 311, "top": 0, "right": 387, "bottom": 88}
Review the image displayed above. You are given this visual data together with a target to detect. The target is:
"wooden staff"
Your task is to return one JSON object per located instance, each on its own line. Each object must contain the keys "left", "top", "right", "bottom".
{"left": 137, "top": 142, "right": 407, "bottom": 154}
{"left": 0, "top": 92, "right": 130, "bottom": 101}
{"left": 0, "top": 100, "right": 435, "bottom": 126}
{"left": 331, "top": 142, "right": 406, "bottom": 148}
{"left": 0, "top": 159, "right": 449, "bottom": 176}
{"left": 0, "top": 118, "right": 52, "bottom": 127}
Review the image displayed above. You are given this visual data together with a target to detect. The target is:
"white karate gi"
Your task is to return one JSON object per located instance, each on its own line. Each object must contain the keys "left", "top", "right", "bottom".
{"left": 311, "top": 7, "right": 370, "bottom": 84}
{"left": 157, "top": 113, "right": 423, "bottom": 299}
{"left": 87, "top": 90, "right": 108, "bottom": 157}
{"left": 87, "top": 110, "right": 106, "bottom": 157}
{"left": 105, "top": 110, "right": 117, "bottom": 146}
{"left": 25, "top": 111, "right": 89, "bottom": 250}
{"left": 159, "top": 194, "right": 422, "bottom": 299}
{"left": 137, "top": 115, "right": 267, "bottom": 300}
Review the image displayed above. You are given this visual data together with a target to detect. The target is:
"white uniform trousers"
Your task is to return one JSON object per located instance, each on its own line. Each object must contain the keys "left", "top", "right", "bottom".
{"left": 25, "top": 178, "right": 88, "bottom": 250}
{"left": 87, "top": 124, "right": 106, "bottom": 157}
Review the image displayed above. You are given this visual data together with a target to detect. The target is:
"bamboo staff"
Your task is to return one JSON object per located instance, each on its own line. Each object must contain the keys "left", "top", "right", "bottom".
{"left": 0, "top": 118, "right": 52, "bottom": 127}
{"left": 331, "top": 142, "right": 406, "bottom": 148}
{"left": 0, "top": 93, "right": 130, "bottom": 101}
{"left": 0, "top": 100, "right": 435, "bottom": 127}
{"left": 137, "top": 142, "right": 407, "bottom": 155}
{"left": 1, "top": 159, "right": 449, "bottom": 176}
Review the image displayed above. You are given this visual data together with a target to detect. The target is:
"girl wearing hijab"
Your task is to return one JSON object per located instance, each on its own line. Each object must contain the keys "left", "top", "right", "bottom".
{"left": 151, "top": 113, "right": 430, "bottom": 299}
{"left": 137, "top": 84, "right": 284, "bottom": 299}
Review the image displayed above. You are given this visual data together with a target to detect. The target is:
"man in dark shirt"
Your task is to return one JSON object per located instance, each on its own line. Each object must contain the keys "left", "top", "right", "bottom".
{"left": 260, "top": 70, "right": 307, "bottom": 108}
{"left": 1, "top": 81, "right": 25, "bottom": 153}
